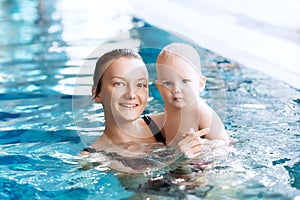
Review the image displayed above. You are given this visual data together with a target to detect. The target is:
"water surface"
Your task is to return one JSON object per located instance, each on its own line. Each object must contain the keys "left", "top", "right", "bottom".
{"left": 0, "top": 0, "right": 299, "bottom": 199}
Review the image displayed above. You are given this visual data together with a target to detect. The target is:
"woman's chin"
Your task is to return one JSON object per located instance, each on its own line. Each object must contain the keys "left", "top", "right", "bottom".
{"left": 120, "top": 111, "right": 141, "bottom": 121}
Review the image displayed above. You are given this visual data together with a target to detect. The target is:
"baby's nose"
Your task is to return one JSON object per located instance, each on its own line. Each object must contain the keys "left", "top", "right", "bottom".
{"left": 172, "top": 83, "right": 181, "bottom": 93}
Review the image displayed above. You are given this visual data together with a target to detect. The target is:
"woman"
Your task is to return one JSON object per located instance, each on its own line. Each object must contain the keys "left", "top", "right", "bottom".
{"left": 81, "top": 49, "right": 166, "bottom": 157}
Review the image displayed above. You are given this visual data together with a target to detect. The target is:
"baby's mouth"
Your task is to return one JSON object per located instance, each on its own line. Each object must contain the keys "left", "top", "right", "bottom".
{"left": 173, "top": 96, "right": 183, "bottom": 101}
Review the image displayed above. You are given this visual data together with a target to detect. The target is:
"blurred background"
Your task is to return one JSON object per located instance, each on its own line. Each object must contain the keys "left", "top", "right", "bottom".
{"left": 1, "top": 0, "right": 299, "bottom": 89}
{"left": 130, "top": 0, "right": 300, "bottom": 89}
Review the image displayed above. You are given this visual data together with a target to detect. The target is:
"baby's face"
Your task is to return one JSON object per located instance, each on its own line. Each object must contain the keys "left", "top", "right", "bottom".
{"left": 156, "top": 55, "right": 205, "bottom": 109}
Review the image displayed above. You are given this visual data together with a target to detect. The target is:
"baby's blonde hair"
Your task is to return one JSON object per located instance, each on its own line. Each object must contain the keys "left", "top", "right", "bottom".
{"left": 157, "top": 43, "right": 202, "bottom": 75}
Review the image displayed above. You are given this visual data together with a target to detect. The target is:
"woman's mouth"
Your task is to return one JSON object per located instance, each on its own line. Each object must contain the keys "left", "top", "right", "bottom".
{"left": 119, "top": 103, "right": 138, "bottom": 108}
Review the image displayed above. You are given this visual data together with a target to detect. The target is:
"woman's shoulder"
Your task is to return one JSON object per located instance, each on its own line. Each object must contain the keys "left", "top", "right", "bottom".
{"left": 147, "top": 112, "right": 164, "bottom": 120}
{"left": 81, "top": 135, "right": 110, "bottom": 155}
{"left": 147, "top": 112, "right": 165, "bottom": 127}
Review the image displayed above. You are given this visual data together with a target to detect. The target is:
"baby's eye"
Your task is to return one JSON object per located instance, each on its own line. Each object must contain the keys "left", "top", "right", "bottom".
{"left": 162, "top": 81, "right": 172, "bottom": 86}
{"left": 114, "top": 82, "right": 125, "bottom": 87}
{"left": 182, "top": 79, "right": 190, "bottom": 84}
{"left": 137, "top": 82, "right": 147, "bottom": 88}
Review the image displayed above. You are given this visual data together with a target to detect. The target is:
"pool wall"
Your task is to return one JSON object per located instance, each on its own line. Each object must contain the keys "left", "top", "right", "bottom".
{"left": 129, "top": 0, "right": 300, "bottom": 90}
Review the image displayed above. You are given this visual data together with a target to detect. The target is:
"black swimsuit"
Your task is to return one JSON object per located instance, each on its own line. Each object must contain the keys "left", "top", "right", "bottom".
{"left": 82, "top": 115, "right": 165, "bottom": 153}
{"left": 141, "top": 115, "right": 165, "bottom": 144}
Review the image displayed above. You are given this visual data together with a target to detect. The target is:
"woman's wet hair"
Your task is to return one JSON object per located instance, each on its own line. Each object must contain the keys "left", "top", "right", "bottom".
{"left": 93, "top": 48, "right": 142, "bottom": 98}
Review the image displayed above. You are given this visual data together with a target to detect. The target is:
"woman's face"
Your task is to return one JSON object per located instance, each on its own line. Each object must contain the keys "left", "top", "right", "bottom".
{"left": 96, "top": 57, "right": 148, "bottom": 122}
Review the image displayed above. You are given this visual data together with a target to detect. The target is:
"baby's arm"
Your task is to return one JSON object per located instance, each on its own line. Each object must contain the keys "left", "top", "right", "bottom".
{"left": 198, "top": 99, "right": 229, "bottom": 142}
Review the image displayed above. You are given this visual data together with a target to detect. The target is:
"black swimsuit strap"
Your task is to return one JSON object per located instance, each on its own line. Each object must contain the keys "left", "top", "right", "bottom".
{"left": 142, "top": 115, "right": 166, "bottom": 144}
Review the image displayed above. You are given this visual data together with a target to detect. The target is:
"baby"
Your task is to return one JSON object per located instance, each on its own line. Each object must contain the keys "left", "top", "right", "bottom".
{"left": 156, "top": 43, "right": 229, "bottom": 146}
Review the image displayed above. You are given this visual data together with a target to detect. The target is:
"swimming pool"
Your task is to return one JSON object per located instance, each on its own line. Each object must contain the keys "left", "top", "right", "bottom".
{"left": 1, "top": 0, "right": 300, "bottom": 199}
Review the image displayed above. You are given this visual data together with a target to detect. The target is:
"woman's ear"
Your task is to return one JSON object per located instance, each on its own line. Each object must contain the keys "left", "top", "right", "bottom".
{"left": 199, "top": 76, "right": 206, "bottom": 92}
{"left": 92, "top": 86, "right": 102, "bottom": 103}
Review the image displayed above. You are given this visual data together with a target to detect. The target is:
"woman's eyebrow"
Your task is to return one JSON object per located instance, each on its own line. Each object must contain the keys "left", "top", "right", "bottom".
{"left": 110, "top": 76, "right": 126, "bottom": 80}
{"left": 110, "top": 77, "right": 148, "bottom": 81}
{"left": 137, "top": 78, "right": 148, "bottom": 81}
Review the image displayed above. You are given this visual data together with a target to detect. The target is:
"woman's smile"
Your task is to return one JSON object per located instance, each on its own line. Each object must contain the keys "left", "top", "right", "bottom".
{"left": 119, "top": 102, "right": 139, "bottom": 109}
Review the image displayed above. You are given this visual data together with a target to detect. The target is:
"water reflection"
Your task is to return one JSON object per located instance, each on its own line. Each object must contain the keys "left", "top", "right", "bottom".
{"left": 0, "top": 0, "right": 66, "bottom": 63}
{"left": 1, "top": 0, "right": 300, "bottom": 199}
{"left": 0, "top": 0, "right": 71, "bottom": 133}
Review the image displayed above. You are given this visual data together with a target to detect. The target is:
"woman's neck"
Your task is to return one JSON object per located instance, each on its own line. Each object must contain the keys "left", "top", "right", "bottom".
{"left": 103, "top": 118, "right": 142, "bottom": 144}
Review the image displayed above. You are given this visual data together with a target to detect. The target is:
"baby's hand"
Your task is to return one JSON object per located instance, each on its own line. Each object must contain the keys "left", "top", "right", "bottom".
{"left": 178, "top": 128, "right": 209, "bottom": 159}
{"left": 182, "top": 128, "right": 209, "bottom": 138}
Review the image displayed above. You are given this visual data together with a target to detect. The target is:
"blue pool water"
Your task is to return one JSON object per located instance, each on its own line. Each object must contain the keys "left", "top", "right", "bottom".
{"left": 1, "top": 0, "right": 300, "bottom": 199}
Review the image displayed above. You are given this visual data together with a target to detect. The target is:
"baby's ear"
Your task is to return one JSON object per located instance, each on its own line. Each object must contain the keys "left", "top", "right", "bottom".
{"left": 155, "top": 80, "right": 161, "bottom": 90}
{"left": 199, "top": 76, "right": 206, "bottom": 92}
{"left": 92, "top": 86, "right": 102, "bottom": 103}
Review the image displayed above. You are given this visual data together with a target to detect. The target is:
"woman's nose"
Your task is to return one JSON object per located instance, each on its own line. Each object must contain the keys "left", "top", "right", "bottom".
{"left": 124, "top": 86, "right": 136, "bottom": 100}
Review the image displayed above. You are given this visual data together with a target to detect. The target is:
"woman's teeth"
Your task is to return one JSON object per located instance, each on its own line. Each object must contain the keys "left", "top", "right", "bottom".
{"left": 120, "top": 103, "right": 137, "bottom": 108}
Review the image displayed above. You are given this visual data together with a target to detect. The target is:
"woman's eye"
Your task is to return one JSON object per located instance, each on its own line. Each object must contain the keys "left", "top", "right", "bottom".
{"left": 114, "top": 82, "right": 125, "bottom": 87}
{"left": 137, "top": 83, "right": 147, "bottom": 88}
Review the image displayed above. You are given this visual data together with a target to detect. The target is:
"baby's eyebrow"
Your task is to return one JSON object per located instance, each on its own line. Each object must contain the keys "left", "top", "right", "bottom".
{"left": 159, "top": 79, "right": 171, "bottom": 82}
{"left": 180, "top": 76, "right": 190, "bottom": 79}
